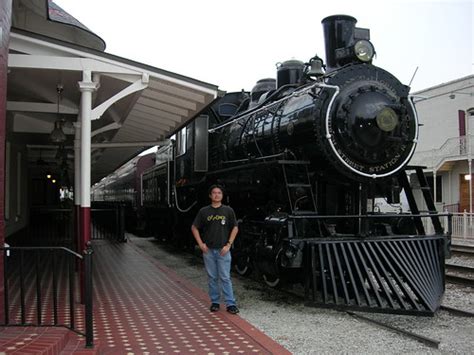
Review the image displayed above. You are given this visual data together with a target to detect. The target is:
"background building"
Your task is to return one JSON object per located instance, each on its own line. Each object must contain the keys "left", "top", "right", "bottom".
{"left": 410, "top": 75, "right": 474, "bottom": 213}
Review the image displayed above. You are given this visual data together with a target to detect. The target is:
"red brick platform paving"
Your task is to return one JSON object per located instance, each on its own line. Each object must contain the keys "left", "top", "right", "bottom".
{"left": 0, "top": 326, "right": 97, "bottom": 354}
{"left": 0, "top": 327, "right": 67, "bottom": 354}
{"left": 0, "top": 239, "right": 290, "bottom": 354}
{"left": 91, "top": 239, "right": 291, "bottom": 354}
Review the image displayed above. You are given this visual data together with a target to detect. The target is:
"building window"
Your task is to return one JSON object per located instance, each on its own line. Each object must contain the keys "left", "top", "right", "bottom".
{"left": 427, "top": 175, "right": 442, "bottom": 203}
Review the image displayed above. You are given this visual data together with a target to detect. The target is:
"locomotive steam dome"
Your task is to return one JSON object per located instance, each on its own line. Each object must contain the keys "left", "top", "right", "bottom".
{"left": 276, "top": 60, "right": 305, "bottom": 88}
{"left": 250, "top": 78, "right": 276, "bottom": 105}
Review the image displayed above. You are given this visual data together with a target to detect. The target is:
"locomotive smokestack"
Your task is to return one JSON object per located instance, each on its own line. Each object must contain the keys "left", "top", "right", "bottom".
{"left": 321, "top": 15, "right": 357, "bottom": 71}
{"left": 322, "top": 15, "right": 375, "bottom": 71}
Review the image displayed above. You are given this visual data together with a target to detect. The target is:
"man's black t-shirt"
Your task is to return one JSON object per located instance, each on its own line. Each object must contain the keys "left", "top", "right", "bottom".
{"left": 192, "top": 205, "right": 238, "bottom": 248}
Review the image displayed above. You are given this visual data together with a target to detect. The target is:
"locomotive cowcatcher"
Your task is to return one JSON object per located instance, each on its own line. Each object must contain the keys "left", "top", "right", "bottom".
{"left": 93, "top": 15, "right": 451, "bottom": 315}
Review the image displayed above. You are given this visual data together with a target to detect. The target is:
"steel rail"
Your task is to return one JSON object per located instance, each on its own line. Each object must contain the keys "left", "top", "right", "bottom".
{"left": 451, "top": 246, "right": 474, "bottom": 256}
{"left": 445, "top": 263, "right": 474, "bottom": 286}
{"left": 445, "top": 274, "right": 474, "bottom": 287}
{"left": 346, "top": 311, "right": 440, "bottom": 349}
{"left": 440, "top": 305, "right": 474, "bottom": 317}
{"left": 445, "top": 264, "right": 474, "bottom": 273}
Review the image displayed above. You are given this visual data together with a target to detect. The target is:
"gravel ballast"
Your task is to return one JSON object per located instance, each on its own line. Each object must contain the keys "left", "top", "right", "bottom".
{"left": 129, "top": 236, "right": 474, "bottom": 354}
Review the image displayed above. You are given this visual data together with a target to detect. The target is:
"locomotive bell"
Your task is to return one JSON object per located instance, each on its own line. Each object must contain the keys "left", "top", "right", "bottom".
{"left": 307, "top": 55, "right": 325, "bottom": 77}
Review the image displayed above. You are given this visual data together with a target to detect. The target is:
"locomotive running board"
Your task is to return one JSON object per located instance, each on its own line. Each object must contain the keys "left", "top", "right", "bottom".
{"left": 304, "top": 236, "right": 445, "bottom": 315}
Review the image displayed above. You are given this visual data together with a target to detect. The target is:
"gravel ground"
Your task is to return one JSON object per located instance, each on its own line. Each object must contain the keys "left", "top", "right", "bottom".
{"left": 129, "top": 235, "right": 474, "bottom": 354}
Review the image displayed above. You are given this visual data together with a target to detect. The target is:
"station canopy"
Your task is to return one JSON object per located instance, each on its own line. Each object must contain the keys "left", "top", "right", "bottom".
{"left": 7, "top": 27, "right": 219, "bottom": 184}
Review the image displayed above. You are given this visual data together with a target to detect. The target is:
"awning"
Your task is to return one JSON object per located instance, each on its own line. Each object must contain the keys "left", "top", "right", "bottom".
{"left": 7, "top": 29, "right": 219, "bottom": 183}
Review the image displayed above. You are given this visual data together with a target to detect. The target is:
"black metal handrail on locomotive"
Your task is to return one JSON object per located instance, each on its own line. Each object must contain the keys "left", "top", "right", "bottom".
{"left": 287, "top": 212, "right": 452, "bottom": 250}
{"left": 288, "top": 212, "right": 452, "bottom": 231}
{"left": 1, "top": 245, "right": 94, "bottom": 348}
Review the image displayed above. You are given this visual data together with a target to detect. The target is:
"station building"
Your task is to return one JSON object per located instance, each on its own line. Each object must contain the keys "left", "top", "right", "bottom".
{"left": 0, "top": 2, "right": 292, "bottom": 353}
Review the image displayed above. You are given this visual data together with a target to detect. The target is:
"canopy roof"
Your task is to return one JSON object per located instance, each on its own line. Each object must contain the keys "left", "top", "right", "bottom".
{"left": 7, "top": 28, "right": 218, "bottom": 183}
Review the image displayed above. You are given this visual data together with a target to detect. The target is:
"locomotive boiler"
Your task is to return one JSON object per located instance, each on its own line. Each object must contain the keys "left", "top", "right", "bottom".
{"left": 95, "top": 15, "right": 450, "bottom": 315}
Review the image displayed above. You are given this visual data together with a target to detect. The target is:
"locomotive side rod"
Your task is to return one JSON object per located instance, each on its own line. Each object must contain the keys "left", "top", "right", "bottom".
{"left": 346, "top": 311, "right": 441, "bottom": 349}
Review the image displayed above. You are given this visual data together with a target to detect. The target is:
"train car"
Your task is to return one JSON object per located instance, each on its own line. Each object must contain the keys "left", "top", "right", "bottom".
{"left": 141, "top": 145, "right": 174, "bottom": 239}
{"left": 98, "top": 15, "right": 450, "bottom": 315}
{"left": 92, "top": 153, "right": 155, "bottom": 232}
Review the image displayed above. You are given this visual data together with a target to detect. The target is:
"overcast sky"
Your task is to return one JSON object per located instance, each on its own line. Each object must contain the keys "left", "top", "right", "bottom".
{"left": 55, "top": 0, "right": 472, "bottom": 93}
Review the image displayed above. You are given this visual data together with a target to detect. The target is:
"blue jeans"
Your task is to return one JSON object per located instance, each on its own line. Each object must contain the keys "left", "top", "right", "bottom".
{"left": 203, "top": 249, "right": 236, "bottom": 306}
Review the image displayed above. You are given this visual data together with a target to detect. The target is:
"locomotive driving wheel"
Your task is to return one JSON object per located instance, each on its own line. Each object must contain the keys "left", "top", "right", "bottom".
{"left": 262, "top": 273, "right": 281, "bottom": 288}
{"left": 234, "top": 254, "right": 252, "bottom": 276}
{"left": 260, "top": 249, "right": 284, "bottom": 288}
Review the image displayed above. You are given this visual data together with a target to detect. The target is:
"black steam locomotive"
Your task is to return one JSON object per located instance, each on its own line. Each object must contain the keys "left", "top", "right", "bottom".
{"left": 94, "top": 15, "right": 449, "bottom": 315}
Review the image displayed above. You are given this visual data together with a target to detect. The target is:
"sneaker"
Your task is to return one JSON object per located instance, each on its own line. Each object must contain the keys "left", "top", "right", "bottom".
{"left": 210, "top": 303, "right": 220, "bottom": 312}
{"left": 226, "top": 305, "right": 239, "bottom": 314}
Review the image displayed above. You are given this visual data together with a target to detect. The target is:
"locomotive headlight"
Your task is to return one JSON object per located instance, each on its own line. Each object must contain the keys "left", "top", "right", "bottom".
{"left": 354, "top": 40, "right": 375, "bottom": 62}
{"left": 376, "top": 107, "right": 399, "bottom": 132}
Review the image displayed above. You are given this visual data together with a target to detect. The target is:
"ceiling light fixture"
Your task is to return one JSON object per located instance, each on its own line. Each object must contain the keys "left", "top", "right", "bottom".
{"left": 50, "top": 84, "right": 67, "bottom": 143}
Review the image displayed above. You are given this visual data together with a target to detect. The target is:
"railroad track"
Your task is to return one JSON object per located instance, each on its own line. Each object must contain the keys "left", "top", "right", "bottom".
{"left": 440, "top": 305, "right": 474, "bottom": 317}
{"left": 445, "top": 263, "right": 474, "bottom": 286}
{"left": 266, "top": 286, "right": 443, "bottom": 349}
{"left": 451, "top": 244, "right": 474, "bottom": 257}
{"left": 446, "top": 247, "right": 474, "bottom": 286}
{"left": 446, "top": 274, "right": 474, "bottom": 286}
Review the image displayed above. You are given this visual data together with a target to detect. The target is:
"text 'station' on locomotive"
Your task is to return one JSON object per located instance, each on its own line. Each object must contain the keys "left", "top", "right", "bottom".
{"left": 92, "top": 15, "right": 451, "bottom": 315}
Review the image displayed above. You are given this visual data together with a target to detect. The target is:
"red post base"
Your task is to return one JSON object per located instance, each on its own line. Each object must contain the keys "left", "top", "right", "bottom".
{"left": 79, "top": 206, "right": 90, "bottom": 303}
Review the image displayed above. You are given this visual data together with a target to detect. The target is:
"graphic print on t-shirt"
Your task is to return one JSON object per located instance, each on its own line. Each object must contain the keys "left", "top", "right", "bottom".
{"left": 207, "top": 214, "right": 227, "bottom": 225}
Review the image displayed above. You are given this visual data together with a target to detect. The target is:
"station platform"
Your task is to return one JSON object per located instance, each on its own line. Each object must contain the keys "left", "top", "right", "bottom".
{"left": 1, "top": 240, "right": 290, "bottom": 354}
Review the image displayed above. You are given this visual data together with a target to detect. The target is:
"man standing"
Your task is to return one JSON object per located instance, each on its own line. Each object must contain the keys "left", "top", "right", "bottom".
{"left": 191, "top": 185, "right": 239, "bottom": 314}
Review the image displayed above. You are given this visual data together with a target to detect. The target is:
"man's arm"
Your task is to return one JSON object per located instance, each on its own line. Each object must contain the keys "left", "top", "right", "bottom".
{"left": 191, "top": 224, "right": 208, "bottom": 253}
{"left": 227, "top": 226, "right": 238, "bottom": 246}
{"left": 220, "top": 226, "right": 238, "bottom": 256}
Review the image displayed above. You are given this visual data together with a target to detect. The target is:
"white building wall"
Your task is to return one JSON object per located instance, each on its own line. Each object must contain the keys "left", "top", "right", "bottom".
{"left": 410, "top": 155, "right": 473, "bottom": 213}
{"left": 407, "top": 75, "right": 473, "bottom": 212}
{"left": 413, "top": 75, "right": 474, "bottom": 152}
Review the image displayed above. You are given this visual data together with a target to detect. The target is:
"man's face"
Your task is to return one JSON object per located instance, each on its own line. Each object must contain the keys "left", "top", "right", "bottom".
{"left": 210, "top": 188, "right": 223, "bottom": 203}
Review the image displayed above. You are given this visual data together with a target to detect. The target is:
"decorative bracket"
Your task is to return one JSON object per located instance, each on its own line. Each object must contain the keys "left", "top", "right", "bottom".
{"left": 91, "top": 73, "right": 149, "bottom": 120}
